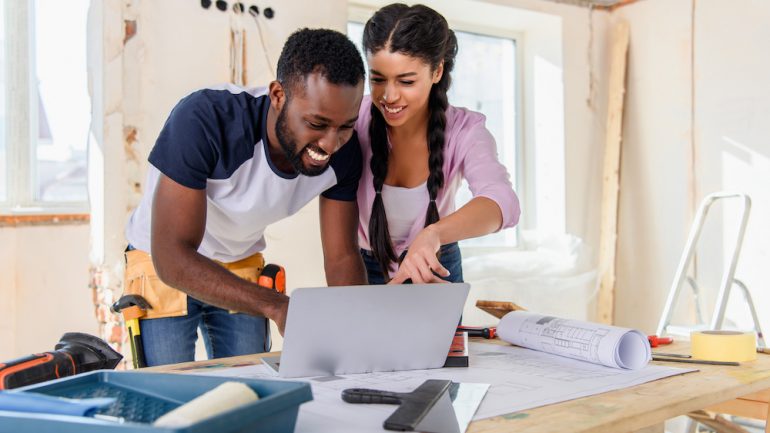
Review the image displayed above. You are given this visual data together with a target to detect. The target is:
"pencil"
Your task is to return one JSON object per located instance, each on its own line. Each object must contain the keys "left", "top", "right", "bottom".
{"left": 652, "top": 356, "right": 739, "bottom": 366}
{"left": 652, "top": 352, "right": 691, "bottom": 358}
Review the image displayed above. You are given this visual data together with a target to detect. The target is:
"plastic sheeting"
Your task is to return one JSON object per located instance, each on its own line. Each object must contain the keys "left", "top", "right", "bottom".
{"left": 461, "top": 231, "right": 597, "bottom": 324}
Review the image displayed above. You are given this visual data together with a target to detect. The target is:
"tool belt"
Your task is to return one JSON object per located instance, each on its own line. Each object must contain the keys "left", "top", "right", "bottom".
{"left": 123, "top": 249, "right": 265, "bottom": 319}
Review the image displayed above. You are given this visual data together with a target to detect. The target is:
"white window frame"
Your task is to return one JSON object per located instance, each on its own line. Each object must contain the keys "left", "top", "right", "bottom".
{"left": 1, "top": 0, "right": 89, "bottom": 215}
{"left": 348, "top": 3, "right": 527, "bottom": 250}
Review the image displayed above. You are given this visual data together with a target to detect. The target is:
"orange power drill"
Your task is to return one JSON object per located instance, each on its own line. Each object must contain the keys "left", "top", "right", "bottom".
{"left": 0, "top": 333, "right": 122, "bottom": 390}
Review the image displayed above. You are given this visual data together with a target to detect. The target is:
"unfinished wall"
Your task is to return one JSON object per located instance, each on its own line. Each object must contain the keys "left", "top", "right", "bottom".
{"left": 0, "top": 229, "right": 17, "bottom": 360}
{"left": 614, "top": 0, "right": 770, "bottom": 334}
{"left": 611, "top": 0, "right": 693, "bottom": 332}
{"left": 693, "top": 0, "right": 770, "bottom": 335}
{"left": 0, "top": 224, "right": 95, "bottom": 360}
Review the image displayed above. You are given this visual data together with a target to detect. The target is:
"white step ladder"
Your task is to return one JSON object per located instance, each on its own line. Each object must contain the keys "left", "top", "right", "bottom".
{"left": 655, "top": 192, "right": 765, "bottom": 349}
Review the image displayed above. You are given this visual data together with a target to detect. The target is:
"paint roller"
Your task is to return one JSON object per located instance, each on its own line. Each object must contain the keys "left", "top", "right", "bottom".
{"left": 153, "top": 381, "right": 259, "bottom": 428}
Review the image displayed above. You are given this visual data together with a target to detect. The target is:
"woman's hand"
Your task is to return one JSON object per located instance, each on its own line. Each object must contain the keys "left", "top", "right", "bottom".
{"left": 388, "top": 225, "right": 450, "bottom": 284}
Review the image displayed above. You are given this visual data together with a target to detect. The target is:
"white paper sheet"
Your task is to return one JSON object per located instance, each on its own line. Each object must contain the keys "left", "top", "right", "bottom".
{"left": 498, "top": 311, "right": 652, "bottom": 369}
{"left": 188, "top": 342, "right": 693, "bottom": 432}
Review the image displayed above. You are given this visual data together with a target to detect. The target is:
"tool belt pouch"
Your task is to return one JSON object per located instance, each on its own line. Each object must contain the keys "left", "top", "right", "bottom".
{"left": 217, "top": 253, "right": 265, "bottom": 284}
{"left": 124, "top": 250, "right": 188, "bottom": 319}
{"left": 217, "top": 253, "right": 266, "bottom": 314}
{"left": 123, "top": 249, "right": 267, "bottom": 319}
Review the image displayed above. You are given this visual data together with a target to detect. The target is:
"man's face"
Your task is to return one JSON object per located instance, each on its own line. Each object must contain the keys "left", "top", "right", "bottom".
{"left": 274, "top": 73, "right": 364, "bottom": 176}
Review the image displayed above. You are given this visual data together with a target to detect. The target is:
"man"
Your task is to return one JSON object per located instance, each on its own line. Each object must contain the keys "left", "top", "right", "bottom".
{"left": 123, "top": 28, "right": 367, "bottom": 366}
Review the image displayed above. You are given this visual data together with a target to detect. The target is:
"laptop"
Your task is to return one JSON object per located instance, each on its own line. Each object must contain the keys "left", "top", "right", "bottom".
{"left": 266, "top": 283, "right": 470, "bottom": 378}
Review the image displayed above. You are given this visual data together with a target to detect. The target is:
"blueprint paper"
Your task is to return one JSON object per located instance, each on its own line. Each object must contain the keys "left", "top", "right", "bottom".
{"left": 187, "top": 343, "right": 693, "bottom": 432}
{"left": 455, "top": 343, "right": 692, "bottom": 419}
{"left": 498, "top": 311, "right": 652, "bottom": 369}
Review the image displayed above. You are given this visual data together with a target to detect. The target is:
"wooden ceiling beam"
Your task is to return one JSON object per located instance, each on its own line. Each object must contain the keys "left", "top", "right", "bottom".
{"left": 535, "top": 0, "right": 643, "bottom": 11}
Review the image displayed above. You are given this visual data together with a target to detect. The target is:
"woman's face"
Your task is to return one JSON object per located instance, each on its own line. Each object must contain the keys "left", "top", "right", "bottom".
{"left": 366, "top": 49, "right": 442, "bottom": 129}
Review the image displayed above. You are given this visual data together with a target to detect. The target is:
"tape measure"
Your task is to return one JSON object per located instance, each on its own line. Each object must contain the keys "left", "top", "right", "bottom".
{"left": 258, "top": 264, "right": 286, "bottom": 294}
{"left": 691, "top": 330, "right": 757, "bottom": 362}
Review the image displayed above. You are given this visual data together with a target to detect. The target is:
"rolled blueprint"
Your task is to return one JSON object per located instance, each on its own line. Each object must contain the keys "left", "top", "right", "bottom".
{"left": 497, "top": 311, "right": 651, "bottom": 369}
{"left": 153, "top": 381, "right": 259, "bottom": 427}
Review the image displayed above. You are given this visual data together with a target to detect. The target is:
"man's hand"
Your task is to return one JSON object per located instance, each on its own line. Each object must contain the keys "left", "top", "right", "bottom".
{"left": 388, "top": 225, "right": 449, "bottom": 284}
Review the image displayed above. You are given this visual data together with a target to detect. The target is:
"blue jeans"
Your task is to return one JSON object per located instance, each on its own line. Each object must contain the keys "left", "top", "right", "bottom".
{"left": 140, "top": 296, "right": 270, "bottom": 367}
{"left": 361, "top": 242, "right": 464, "bottom": 285}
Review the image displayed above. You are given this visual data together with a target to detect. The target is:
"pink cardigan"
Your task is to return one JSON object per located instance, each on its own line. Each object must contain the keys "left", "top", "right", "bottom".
{"left": 356, "top": 95, "right": 521, "bottom": 256}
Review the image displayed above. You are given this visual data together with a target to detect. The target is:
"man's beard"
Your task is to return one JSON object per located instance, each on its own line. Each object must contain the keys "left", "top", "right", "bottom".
{"left": 275, "top": 105, "right": 329, "bottom": 177}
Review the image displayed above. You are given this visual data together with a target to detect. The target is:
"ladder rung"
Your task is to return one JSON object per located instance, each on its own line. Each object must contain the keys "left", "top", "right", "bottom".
{"left": 664, "top": 324, "right": 710, "bottom": 338}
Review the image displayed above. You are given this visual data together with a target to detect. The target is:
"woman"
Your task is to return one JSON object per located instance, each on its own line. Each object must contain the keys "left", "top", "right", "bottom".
{"left": 357, "top": 3, "right": 521, "bottom": 285}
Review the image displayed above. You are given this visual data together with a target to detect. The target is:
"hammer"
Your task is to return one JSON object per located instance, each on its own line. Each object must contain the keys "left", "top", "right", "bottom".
{"left": 112, "top": 295, "right": 152, "bottom": 369}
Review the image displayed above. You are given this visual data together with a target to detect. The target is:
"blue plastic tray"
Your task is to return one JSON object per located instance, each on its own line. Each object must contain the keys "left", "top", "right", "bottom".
{"left": 0, "top": 370, "right": 312, "bottom": 433}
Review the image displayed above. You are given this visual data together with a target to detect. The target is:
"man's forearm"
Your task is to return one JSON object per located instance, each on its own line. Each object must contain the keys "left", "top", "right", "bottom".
{"left": 325, "top": 252, "right": 367, "bottom": 286}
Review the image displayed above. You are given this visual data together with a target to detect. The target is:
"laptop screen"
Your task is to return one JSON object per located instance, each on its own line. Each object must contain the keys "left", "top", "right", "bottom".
{"left": 275, "top": 283, "right": 470, "bottom": 378}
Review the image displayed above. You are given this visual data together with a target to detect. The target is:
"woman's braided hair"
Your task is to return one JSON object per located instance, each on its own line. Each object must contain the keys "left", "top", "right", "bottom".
{"left": 363, "top": 3, "right": 457, "bottom": 279}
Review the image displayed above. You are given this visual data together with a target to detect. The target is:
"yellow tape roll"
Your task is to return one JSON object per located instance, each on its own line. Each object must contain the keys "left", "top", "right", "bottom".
{"left": 691, "top": 330, "right": 757, "bottom": 362}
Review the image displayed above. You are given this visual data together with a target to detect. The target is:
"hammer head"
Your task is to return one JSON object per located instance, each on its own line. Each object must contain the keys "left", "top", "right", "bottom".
{"left": 111, "top": 294, "right": 152, "bottom": 314}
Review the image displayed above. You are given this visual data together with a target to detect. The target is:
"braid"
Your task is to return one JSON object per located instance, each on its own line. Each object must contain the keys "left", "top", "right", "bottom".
{"left": 368, "top": 104, "right": 399, "bottom": 279}
{"left": 424, "top": 30, "right": 456, "bottom": 228}
{"left": 424, "top": 85, "right": 447, "bottom": 227}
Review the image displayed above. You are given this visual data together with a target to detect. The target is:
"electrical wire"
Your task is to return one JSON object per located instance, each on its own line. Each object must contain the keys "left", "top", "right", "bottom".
{"left": 249, "top": 10, "right": 275, "bottom": 79}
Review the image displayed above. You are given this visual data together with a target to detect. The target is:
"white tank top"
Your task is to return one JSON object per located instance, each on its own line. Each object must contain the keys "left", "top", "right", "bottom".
{"left": 381, "top": 181, "right": 429, "bottom": 244}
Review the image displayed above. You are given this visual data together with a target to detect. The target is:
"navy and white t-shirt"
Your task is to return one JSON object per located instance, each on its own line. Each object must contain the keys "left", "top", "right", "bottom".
{"left": 125, "top": 84, "right": 362, "bottom": 262}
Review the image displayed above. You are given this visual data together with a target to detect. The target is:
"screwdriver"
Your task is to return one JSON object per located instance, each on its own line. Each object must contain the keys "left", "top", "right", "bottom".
{"left": 457, "top": 326, "right": 496, "bottom": 339}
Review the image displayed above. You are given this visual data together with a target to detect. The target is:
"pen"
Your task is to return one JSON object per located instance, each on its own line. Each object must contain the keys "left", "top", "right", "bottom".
{"left": 652, "top": 356, "right": 739, "bottom": 366}
{"left": 652, "top": 352, "right": 691, "bottom": 359}
{"left": 457, "top": 326, "right": 496, "bottom": 339}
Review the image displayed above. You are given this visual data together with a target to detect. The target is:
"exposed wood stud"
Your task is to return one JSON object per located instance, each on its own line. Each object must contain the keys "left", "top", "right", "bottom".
{"left": 597, "top": 20, "right": 630, "bottom": 325}
{"left": 0, "top": 214, "right": 90, "bottom": 227}
{"left": 537, "top": 0, "right": 642, "bottom": 11}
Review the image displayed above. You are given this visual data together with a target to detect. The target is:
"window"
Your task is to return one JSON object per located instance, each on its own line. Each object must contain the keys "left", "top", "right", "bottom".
{"left": 347, "top": 21, "right": 519, "bottom": 247}
{"left": 0, "top": 2, "right": 6, "bottom": 203}
{"left": 1, "top": 0, "right": 90, "bottom": 214}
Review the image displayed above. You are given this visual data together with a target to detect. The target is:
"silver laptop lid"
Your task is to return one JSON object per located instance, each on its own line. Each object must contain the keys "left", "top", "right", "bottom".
{"left": 278, "top": 283, "right": 470, "bottom": 378}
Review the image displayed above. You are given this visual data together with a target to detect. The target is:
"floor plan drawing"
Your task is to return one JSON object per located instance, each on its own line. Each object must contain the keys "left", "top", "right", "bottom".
{"left": 498, "top": 311, "right": 652, "bottom": 369}
{"left": 190, "top": 342, "right": 693, "bottom": 431}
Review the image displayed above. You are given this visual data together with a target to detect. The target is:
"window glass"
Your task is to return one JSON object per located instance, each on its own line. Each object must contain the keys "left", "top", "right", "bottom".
{"left": 0, "top": 1, "right": 7, "bottom": 202}
{"left": 33, "top": 0, "right": 90, "bottom": 202}
{"left": 451, "top": 31, "right": 517, "bottom": 247}
{"left": 347, "top": 22, "right": 368, "bottom": 94}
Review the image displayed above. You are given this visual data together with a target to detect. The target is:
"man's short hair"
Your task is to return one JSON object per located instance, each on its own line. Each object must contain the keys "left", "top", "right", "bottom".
{"left": 276, "top": 28, "right": 365, "bottom": 96}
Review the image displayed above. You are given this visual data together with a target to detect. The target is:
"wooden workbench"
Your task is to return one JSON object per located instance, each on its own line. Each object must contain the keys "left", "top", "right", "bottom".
{"left": 147, "top": 340, "right": 770, "bottom": 433}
